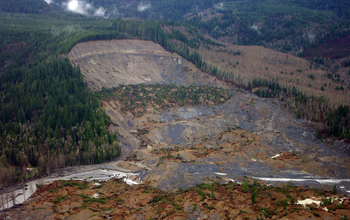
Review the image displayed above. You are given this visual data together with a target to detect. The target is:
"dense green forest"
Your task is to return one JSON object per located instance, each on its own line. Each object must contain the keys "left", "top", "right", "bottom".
{"left": 0, "top": 0, "right": 350, "bottom": 185}
{"left": 0, "top": 58, "right": 119, "bottom": 185}
{"left": 25, "top": 0, "right": 350, "bottom": 54}
{"left": 0, "top": 0, "right": 53, "bottom": 14}
{"left": 0, "top": 13, "right": 119, "bottom": 185}
{"left": 48, "top": 0, "right": 350, "bottom": 21}
{"left": 2, "top": 0, "right": 349, "bottom": 54}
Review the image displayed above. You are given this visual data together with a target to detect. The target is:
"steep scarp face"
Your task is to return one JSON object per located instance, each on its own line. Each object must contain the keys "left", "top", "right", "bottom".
{"left": 68, "top": 39, "right": 350, "bottom": 193}
{"left": 68, "top": 39, "right": 228, "bottom": 91}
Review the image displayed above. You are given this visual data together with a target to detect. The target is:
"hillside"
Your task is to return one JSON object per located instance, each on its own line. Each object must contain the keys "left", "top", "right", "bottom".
{"left": 0, "top": 0, "right": 350, "bottom": 216}
{"left": 63, "top": 39, "right": 350, "bottom": 194}
{"left": 69, "top": 37, "right": 350, "bottom": 109}
{"left": 0, "top": 11, "right": 349, "bottom": 194}
{"left": 68, "top": 39, "right": 228, "bottom": 91}
{"left": 67, "top": 32, "right": 350, "bottom": 140}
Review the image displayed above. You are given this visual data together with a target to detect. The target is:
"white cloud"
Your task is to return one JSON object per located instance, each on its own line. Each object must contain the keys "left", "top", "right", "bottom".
{"left": 214, "top": 3, "right": 224, "bottom": 10}
{"left": 251, "top": 24, "right": 261, "bottom": 34}
{"left": 138, "top": 1, "right": 150, "bottom": 12}
{"left": 64, "top": 0, "right": 106, "bottom": 17}
{"left": 94, "top": 7, "right": 106, "bottom": 17}
{"left": 44, "top": 0, "right": 53, "bottom": 4}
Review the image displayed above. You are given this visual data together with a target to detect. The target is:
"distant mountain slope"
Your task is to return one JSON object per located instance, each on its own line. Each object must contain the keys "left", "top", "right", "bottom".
{"left": 0, "top": 0, "right": 55, "bottom": 14}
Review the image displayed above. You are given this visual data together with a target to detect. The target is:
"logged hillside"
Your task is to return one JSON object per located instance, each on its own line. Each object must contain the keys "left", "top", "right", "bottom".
{"left": 197, "top": 42, "right": 350, "bottom": 108}
{"left": 163, "top": 26, "right": 350, "bottom": 108}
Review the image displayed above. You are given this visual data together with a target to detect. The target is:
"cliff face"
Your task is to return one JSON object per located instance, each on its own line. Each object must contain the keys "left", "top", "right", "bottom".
{"left": 68, "top": 39, "right": 229, "bottom": 91}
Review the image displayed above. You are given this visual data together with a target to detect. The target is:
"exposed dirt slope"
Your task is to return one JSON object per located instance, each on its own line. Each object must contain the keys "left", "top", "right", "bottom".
{"left": 69, "top": 38, "right": 349, "bottom": 108}
{"left": 68, "top": 39, "right": 229, "bottom": 91}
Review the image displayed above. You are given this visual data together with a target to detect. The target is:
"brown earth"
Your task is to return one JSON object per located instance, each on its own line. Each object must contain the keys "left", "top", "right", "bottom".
{"left": 1, "top": 179, "right": 350, "bottom": 220}
{"left": 67, "top": 39, "right": 350, "bottom": 188}
{"left": 68, "top": 39, "right": 230, "bottom": 91}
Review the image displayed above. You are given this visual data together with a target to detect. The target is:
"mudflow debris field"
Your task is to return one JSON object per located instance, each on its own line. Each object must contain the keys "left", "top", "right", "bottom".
{"left": 67, "top": 39, "right": 350, "bottom": 192}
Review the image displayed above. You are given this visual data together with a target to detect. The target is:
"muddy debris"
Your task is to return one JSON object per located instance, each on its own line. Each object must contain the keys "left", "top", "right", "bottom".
{"left": 2, "top": 179, "right": 350, "bottom": 220}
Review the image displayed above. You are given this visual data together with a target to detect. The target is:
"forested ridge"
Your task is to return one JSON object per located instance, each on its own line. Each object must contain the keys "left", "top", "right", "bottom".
{"left": 0, "top": 14, "right": 121, "bottom": 186}
{"left": 0, "top": 0, "right": 53, "bottom": 14}
{"left": 0, "top": 58, "right": 119, "bottom": 185}
{"left": 0, "top": 0, "right": 350, "bottom": 185}
{"left": 2, "top": 0, "right": 349, "bottom": 55}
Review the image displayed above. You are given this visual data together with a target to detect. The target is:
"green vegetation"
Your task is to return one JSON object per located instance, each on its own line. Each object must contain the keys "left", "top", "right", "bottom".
{"left": 0, "top": 0, "right": 51, "bottom": 14}
{"left": 0, "top": 12, "right": 125, "bottom": 185}
{"left": 192, "top": 203, "right": 197, "bottom": 212}
{"left": 251, "top": 188, "right": 258, "bottom": 204}
{"left": 97, "top": 83, "right": 232, "bottom": 117}
{"left": 0, "top": 58, "right": 119, "bottom": 185}
{"left": 259, "top": 207, "right": 277, "bottom": 219}
{"left": 326, "top": 105, "right": 350, "bottom": 138}
{"left": 196, "top": 188, "right": 206, "bottom": 201}
{"left": 55, "top": 180, "right": 89, "bottom": 190}
{"left": 332, "top": 185, "right": 338, "bottom": 194}
{"left": 34, "top": 207, "right": 46, "bottom": 210}
{"left": 186, "top": 0, "right": 349, "bottom": 53}
{"left": 242, "top": 179, "right": 249, "bottom": 193}
{"left": 80, "top": 194, "right": 107, "bottom": 205}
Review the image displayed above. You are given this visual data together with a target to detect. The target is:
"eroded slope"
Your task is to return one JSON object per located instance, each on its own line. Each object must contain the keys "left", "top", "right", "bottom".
{"left": 68, "top": 39, "right": 227, "bottom": 91}
{"left": 68, "top": 40, "right": 350, "bottom": 193}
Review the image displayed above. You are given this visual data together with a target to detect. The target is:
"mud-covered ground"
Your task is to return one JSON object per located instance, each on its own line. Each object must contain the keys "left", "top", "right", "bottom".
{"left": 114, "top": 94, "right": 350, "bottom": 193}
{"left": 68, "top": 39, "right": 350, "bottom": 193}
{"left": 2, "top": 178, "right": 350, "bottom": 220}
